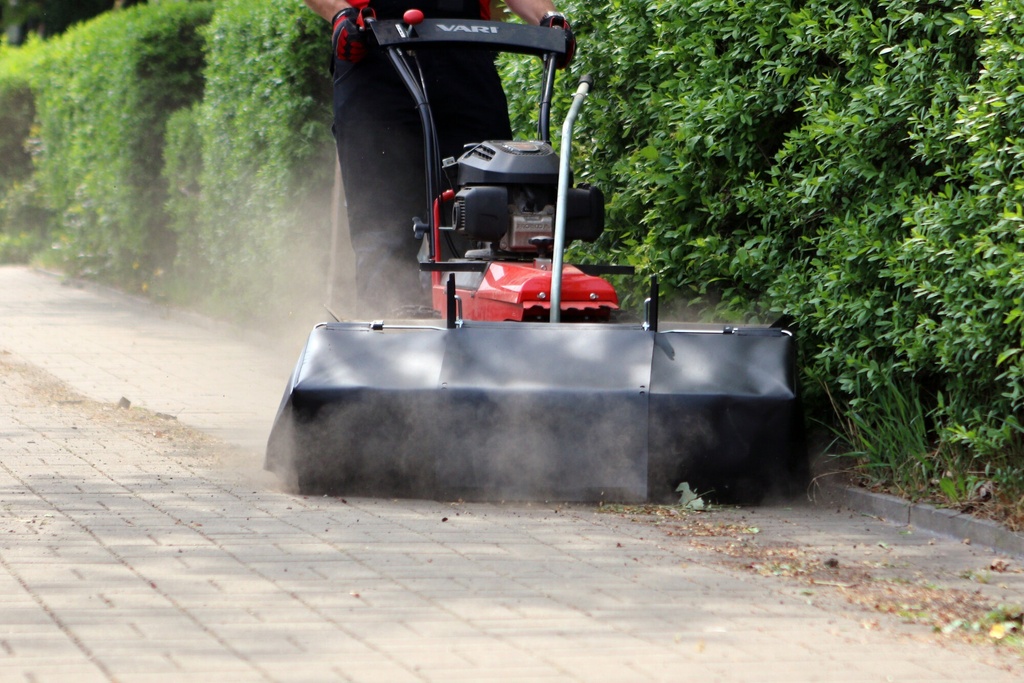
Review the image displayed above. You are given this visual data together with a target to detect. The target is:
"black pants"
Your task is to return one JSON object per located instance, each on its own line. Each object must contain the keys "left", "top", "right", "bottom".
{"left": 332, "top": 49, "right": 512, "bottom": 315}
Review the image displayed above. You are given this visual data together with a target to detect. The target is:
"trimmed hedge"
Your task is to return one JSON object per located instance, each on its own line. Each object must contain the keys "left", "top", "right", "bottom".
{"left": 186, "top": 0, "right": 334, "bottom": 315}
{"left": 893, "top": 0, "right": 1024, "bottom": 464}
{"left": 0, "top": 36, "right": 48, "bottom": 260}
{"left": 0, "top": 39, "right": 37, "bottom": 191}
{"left": 2, "top": 0, "right": 335, "bottom": 313}
{"left": 517, "top": 0, "right": 1024, "bottom": 488}
{"left": 31, "top": 0, "right": 213, "bottom": 286}
{"left": 161, "top": 102, "right": 204, "bottom": 284}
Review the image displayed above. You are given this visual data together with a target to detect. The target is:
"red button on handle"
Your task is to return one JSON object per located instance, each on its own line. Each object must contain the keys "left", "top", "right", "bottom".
{"left": 403, "top": 9, "right": 424, "bottom": 25}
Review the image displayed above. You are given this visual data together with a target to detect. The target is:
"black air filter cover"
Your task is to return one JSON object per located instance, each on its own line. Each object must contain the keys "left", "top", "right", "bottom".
{"left": 458, "top": 141, "right": 561, "bottom": 185}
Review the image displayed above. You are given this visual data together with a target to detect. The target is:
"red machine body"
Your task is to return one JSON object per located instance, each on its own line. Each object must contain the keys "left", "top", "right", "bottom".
{"left": 429, "top": 261, "right": 618, "bottom": 322}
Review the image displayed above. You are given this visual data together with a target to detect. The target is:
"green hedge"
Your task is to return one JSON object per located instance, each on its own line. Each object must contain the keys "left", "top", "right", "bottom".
{"left": 0, "top": 36, "right": 48, "bottom": 261}
{"left": 893, "top": 0, "right": 1024, "bottom": 467}
{"left": 161, "top": 102, "right": 204, "bottom": 284}
{"left": 186, "top": 0, "right": 334, "bottom": 316}
{"left": 516, "top": 0, "right": 1023, "bottom": 494}
{"left": 2, "top": 0, "right": 335, "bottom": 313}
{"left": 31, "top": 0, "right": 213, "bottom": 286}
{"left": 0, "top": 38, "right": 37, "bottom": 192}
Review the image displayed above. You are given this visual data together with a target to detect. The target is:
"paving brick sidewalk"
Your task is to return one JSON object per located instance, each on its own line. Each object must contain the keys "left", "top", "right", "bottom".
{"left": 1, "top": 265, "right": 1022, "bottom": 682}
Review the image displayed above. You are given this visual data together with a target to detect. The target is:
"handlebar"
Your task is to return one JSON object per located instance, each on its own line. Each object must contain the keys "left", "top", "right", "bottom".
{"left": 366, "top": 17, "right": 569, "bottom": 60}
{"left": 362, "top": 15, "right": 571, "bottom": 261}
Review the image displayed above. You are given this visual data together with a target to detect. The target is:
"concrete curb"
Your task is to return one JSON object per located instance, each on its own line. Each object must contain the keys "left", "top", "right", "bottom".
{"left": 810, "top": 478, "right": 1024, "bottom": 559}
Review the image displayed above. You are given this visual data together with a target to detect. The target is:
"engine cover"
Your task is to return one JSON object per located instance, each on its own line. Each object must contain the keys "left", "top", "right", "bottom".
{"left": 457, "top": 141, "right": 560, "bottom": 185}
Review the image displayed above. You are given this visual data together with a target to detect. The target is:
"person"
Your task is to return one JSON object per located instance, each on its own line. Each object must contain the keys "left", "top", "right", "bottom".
{"left": 301, "top": 0, "right": 575, "bottom": 315}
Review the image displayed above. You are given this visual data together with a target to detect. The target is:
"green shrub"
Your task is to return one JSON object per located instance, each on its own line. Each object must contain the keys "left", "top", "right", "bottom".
{"left": 162, "top": 103, "right": 204, "bottom": 286}
{"left": 31, "top": 1, "right": 213, "bottom": 287}
{"left": 891, "top": 0, "right": 1024, "bottom": 465}
{"left": 0, "top": 36, "right": 51, "bottom": 249}
{"left": 0, "top": 226, "right": 45, "bottom": 263}
{"left": 188, "top": 0, "right": 334, "bottom": 317}
{"left": 0, "top": 38, "right": 38, "bottom": 192}
{"left": 0, "top": 176, "right": 51, "bottom": 262}
{"left": 497, "top": 0, "right": 1024, "bottom": 500}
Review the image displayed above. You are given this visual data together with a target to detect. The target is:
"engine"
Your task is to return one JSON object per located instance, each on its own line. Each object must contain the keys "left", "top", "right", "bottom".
{"left": 450, "top": 141, "right": 603, "bottom": 257}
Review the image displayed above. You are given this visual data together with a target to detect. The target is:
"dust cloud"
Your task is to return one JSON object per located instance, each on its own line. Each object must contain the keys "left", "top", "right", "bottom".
{"left": 265, "top": 387, "right": 649, "bottom": 504}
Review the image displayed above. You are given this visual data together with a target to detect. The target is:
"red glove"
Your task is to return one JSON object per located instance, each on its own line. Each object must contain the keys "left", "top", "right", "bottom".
{"left": 539, "top": 12, "right": 575, "bottom": 69}
{"left": 332, "top": 1, "right": 374, "bottom": 64}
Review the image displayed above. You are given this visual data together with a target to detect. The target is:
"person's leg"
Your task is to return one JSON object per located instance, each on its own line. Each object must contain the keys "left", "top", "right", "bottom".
{"left": 331, "top": 51, "right": 514, "bottom": 315}
{"left": 333, "top": 58, "right": 429, "bottom": 315}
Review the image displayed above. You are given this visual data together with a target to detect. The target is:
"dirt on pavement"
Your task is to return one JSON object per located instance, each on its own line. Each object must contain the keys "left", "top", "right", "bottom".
{"left": 596, "top": 501, "right": 1024, "bottom": 670}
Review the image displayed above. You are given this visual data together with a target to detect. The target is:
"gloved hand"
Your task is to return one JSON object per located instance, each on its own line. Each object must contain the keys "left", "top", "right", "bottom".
{"left": 332, "top": 1, "right": 374, "bottom": 63}
{"left": 539, "top": 12, "right": 575, "bottom": 69}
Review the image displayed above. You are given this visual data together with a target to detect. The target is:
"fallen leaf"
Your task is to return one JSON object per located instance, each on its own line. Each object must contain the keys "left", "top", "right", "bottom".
{"left": 676, "top": 482, "right": 706, "bottom": 510}
{"left": 990, "top": 558, "right": 1010, "bottom": 573}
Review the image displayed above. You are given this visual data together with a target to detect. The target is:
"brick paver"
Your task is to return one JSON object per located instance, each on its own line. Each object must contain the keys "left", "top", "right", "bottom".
{"left": 1, "top": 265, "right": 1021, "bottom": 682}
